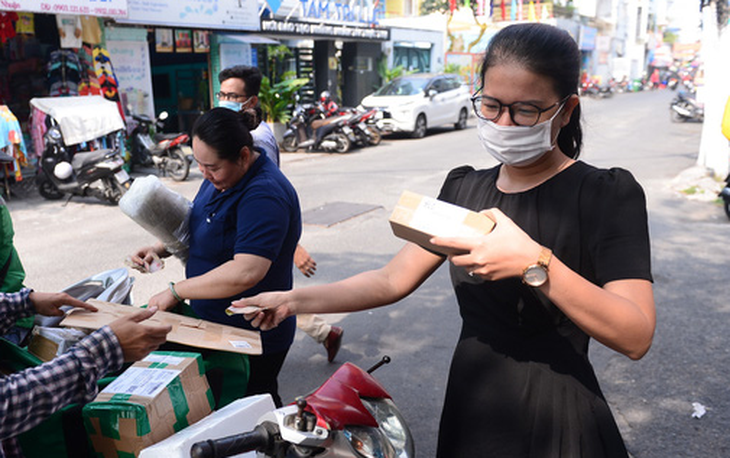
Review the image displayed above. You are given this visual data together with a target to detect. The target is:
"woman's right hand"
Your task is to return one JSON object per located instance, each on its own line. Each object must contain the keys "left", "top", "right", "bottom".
{"left": 231, "top": 291, "right": 292, "bottom": 331}
{"left": 128, "top": 245, "right": 165, "bottom": 273}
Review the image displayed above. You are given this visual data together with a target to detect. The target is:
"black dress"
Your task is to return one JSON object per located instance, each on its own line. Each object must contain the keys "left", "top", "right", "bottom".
{"left": 434, "top": 162, "right": 652, "bottom": 458}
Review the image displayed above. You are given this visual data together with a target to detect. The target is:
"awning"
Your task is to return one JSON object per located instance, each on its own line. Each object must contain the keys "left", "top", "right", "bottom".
{"left": 218, "top": 34, "right": 281, "bottom": 45}
{"left": 30, "top": 96, "right": 125, "bottom": 146}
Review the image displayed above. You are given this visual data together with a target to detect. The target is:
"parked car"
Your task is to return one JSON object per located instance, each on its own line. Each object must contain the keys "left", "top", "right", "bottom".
{"left": 358, "top": 73, "right": 471, "bottom": 138}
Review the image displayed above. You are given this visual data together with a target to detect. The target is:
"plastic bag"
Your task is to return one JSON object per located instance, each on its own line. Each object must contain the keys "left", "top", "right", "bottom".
{"left": 119, "top": 175, "right": 192, "bottom": 263}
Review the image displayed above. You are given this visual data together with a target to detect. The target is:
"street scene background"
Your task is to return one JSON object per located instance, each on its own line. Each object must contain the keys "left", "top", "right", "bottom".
{"left": 6, "top": 89, "right": 730, "bottom": 457}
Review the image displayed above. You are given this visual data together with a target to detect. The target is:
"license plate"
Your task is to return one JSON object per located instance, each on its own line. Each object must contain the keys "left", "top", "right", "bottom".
{"left": 115, "top": 169, "right": 130, "bottom": 183}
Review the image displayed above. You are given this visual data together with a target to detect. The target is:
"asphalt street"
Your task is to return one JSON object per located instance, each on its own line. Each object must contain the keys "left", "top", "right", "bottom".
{"left": 6, "top": 88, "right": 729, "bottom": 457}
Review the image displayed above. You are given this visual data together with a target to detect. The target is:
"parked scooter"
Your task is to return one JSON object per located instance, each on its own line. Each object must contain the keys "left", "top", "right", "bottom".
{"left": 344, "top": 108, "right": 383, "bottom": 147}
{"left": 31, "top": 96, "right": 132, "bottom": 205}
{"left": 128, "top": 110, "right": 191, "bottom": 181}
{"left": 719, "top": 174, "right": 730, "bottom": 220}
{"left": 188, "top": 356, "right": 414, "bottom": 458}
{"left": 670, "top": 90, "right": 704, "bottom": 123}
{"left": 37, "top": 121, "right": 131, "bottom": 204}
{"left": 282, "top": 102, "right": 352, "bottom": 153}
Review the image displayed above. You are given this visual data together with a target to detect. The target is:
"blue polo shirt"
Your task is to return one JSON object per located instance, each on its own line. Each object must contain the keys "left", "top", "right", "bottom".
{"left": 186, "top": 153, "right": 300, "bottom": 354}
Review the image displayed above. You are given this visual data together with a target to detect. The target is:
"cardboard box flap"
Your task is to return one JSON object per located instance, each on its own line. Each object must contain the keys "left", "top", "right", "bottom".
{"left": 62, "top": 300, "right": 262, "bottom": 355}
{"left": 389, "top": 190, "right": 495, "bottom": 256}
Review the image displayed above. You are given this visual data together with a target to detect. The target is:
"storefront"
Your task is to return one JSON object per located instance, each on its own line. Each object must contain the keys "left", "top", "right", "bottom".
{"left": 259, "top": 0, "right": 389, "bottom": 108}
{"left": 0, "top": 1, "right": 125, "bottom": 168}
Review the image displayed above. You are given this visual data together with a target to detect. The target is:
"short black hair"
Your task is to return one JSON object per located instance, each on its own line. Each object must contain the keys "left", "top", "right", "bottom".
{"left": 218, "top": 66, "right": 262, "bottom": 97}
{"left": 192, "top": 108, "right": 256, "bottom": 163}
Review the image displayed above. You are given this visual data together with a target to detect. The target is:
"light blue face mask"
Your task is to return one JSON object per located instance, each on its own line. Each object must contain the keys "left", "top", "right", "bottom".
{"left": 218, "top": 100, "right": 244, "bottom": 111}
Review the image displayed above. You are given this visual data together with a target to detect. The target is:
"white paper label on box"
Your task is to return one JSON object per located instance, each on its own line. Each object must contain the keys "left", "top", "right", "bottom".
{"left": 410, "top": 196, "right": 483, "bottom": 238}
{"left": 143, "top": 354, "right": 186, "bottom": 366}
{"left": 101, "top": 367, "right": 181, "bottom": 398}
{"left": 230, "top": 340, "right": 253, "bottom": 349}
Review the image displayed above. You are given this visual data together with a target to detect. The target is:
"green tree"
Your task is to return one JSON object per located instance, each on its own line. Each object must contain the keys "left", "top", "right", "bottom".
{"left": 420, "top": 0, "right": 487, "bottom": 53}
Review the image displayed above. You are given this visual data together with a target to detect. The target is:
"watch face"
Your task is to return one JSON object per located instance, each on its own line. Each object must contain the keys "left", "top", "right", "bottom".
{"left": 523, "top": 265, "right": 548, "bottom": 287}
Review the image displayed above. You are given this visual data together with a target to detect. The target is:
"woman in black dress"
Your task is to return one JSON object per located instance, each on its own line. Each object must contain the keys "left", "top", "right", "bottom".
{"left": 235, "top": 23, "right": 655, "bottom": 457}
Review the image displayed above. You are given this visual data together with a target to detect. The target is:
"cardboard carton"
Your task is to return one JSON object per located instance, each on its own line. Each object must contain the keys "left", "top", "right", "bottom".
{"left": 83, "top": 351, "right": 214, "bottom": 458}
{"left": 61, "top": 299, "right": 262, "bottom": 355}
{"left": 389, "top": 190, "right": 495, "bottom": 256}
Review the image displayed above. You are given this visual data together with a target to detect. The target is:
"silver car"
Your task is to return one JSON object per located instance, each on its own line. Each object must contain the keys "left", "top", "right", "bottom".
{"left": 359, "top": 73, "right": 471, "bottom": 138}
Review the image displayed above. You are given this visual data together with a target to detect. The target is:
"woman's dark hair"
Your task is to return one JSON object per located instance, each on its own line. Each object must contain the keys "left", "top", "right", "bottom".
{"left": 479, "top": 23, "right": 583, "bottom": 158}
{"left": 192, "top": 108, "right": 257, "bottom": 162}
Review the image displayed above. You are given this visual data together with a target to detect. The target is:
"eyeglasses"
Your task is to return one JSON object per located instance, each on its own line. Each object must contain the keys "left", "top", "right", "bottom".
{"left": 471, "top": 94, "right": 570, "bottom": 127}
{"left": 216, "top": 91, "right": 249, "bottom": 102}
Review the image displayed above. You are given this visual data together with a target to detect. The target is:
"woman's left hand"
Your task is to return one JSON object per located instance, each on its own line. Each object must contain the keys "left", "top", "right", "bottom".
{"left": 430, "top": 208, "right": 543, "bottom": 280}
{"left": 147, "top": 289, "right": 180, "bottom": 312}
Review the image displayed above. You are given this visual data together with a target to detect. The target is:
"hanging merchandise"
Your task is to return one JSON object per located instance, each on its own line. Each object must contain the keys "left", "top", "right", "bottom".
{"left": 78, "top": 44, "right": 102, "bottom": 96}
{"left": 93, "top": 46, "right": 126, "bottom": 121}
{"left": 80, "top": 16, "right": 102, "bottom": 45}
{"left": 15, "top": 13, "right": 34, "bottom": 35}
{"left": 0, "top": 12, "right": 18, "bottom": 44}
{"left": 47, "top": 50, "right": 82, "bottom": 97}
{"left": 0, "top": 106, "right": 29, "bottom": 181}
{"left": 56, "top": 15, "right": 82, "bottom": 49}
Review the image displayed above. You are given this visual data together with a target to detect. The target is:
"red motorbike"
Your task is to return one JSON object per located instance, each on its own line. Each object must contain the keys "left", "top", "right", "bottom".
{"left": 190, "top": 357, "right": 414, "bottom": 458}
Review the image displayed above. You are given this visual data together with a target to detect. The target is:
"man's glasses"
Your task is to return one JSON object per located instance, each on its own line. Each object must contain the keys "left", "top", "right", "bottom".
{"left": 216, "top": 91, "right": 248, "bottom": 102}
{"left": 471, "top": 94, "right": 570, "bottom": 127}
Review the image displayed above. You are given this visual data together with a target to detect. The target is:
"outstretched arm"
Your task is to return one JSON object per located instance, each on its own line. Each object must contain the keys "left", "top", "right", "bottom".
{"left": 234, "top": 243, "right": 445, "bottom": 331}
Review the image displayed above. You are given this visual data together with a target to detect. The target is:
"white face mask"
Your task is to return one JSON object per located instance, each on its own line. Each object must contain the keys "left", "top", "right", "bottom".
{"left": 476, "top": 107, "right": 564, "bottom": 167}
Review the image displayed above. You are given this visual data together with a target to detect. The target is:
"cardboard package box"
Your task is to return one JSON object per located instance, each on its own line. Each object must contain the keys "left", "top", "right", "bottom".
{"left": 62, "top": 299, "right": 262, "bottom": 355}
{"left": 83, "top": 351, "right": 214, "bottom": 458}
{"left": 389, "top": 190, "right": 495, "bottom": 256}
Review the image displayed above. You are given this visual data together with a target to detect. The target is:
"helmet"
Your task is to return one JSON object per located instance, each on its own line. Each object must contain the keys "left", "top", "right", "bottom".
{"left": 320, "top": 91, "right": 331, "bottom": 102}
{"left": 53, "top": 162, "right": 73, "bottom": 180}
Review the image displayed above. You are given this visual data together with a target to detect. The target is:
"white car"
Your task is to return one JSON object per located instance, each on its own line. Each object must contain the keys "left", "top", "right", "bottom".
{"left": 359, "top": 73, "right": 471, "bottom": 138}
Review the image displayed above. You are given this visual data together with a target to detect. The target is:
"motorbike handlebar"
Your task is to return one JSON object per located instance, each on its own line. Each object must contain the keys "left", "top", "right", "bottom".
{"left": 190, "top": 424, "right": 272, "bottom": 458}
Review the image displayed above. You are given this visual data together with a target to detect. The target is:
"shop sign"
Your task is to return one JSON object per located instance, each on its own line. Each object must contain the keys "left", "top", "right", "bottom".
{"left": 261, "top": 18, "right": 389, "bottom": 41}
{"left": 0, "top": 0, "right": 128, "bottom": 18}
{"left": 298, "top": 0, "right": 378, "bottom": 25}
{"left": 118, "top": 0, "right": 258, "bottom": 31}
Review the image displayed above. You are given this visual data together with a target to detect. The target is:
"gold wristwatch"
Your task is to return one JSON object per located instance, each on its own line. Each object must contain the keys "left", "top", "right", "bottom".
{"left": 522, "top": 247, "right": 552, "bottom": 287}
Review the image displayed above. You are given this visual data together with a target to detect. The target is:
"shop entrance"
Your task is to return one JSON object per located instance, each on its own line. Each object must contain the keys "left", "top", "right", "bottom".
{"left": 148, "top": 36, "right": 210, "bottom": 134}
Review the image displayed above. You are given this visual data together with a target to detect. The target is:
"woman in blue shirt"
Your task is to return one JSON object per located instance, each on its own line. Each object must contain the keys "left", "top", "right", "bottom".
{"left": 133, "top": 108, "right": 301, "bottom": 406}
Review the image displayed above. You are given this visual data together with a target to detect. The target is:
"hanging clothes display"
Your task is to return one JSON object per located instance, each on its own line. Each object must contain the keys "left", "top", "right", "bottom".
{"left": 79, "top": 16, "right": 102, "bottom": 45}
{"left": 0, "top": 12, "right": 18, "bottom": 44}
{"left": 47, "top": 50, "right": 82, "bottom": 96}
{"left": 93, "top": 46, "right": 125, "bottom": 121}
{"left": 78, "top": 44, "right": 101, "bottom": 96}
{"left": 0, "top": 105, "right": 28, "bottom": 181}
{"left": 15, "top": 13, "right": 34, "bottom": 35}
{"left": 56, "top": 15, "right": 82, "bottom": 49}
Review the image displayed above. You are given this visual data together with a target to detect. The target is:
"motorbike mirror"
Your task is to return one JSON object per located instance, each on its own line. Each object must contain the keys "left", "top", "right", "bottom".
{"left": 159, "top": 111, "right": 169, "bottom": 121}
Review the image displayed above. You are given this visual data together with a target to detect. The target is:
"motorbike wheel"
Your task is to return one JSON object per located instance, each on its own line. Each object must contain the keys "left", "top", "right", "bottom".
{"left": 366, "top": 126, "right": 382, "bottom": 146}
{"left": 670, "top": 107, "right": 686, "bottom": 123}
{"left": 37, "top": 175, "right": 64, "bottom": 200}
{"left": 282, "top": 135, "right": 299, "bottom": 152}
{"left": 331, "top": 134, "right": 351, "bottom": 153}
{"left": 454, "top": 108, "right": 468, "bottom": 130}
{"left": 411, "top": 114, "right": 427, "bottom": 139}
{"left": 103, "top": 177, "right": 126, "bottom": 205}
{"left": 166, "top": 148, "right": 190, "bottom": 181}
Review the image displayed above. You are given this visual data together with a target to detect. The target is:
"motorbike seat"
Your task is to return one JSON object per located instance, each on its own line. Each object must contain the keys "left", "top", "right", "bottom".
{"left": 153, "top": 133, "right": 183, "bottom": 141}
{"left": 72, "top": 149, "right": 113, "bottom": 169}
{"left": 133, "top": 114, "right": 153, "bottom": 124}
